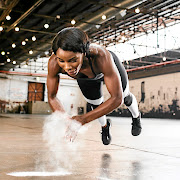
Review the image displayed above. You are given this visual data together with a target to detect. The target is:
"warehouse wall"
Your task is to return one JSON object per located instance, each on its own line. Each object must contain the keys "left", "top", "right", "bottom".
{"left": 0, "top": 75, "right": 86, "bottom": 115}
{"left": 106, "top": 72, "right": 180, "bottom": 118}
{"left": 56, "top": 80, "right": 87, "bottom": 116}
{"left": 0, "top": 77, "right": 28, "bottom": 113}
{"left": 0, "top": 71, "right": 180, "bottom": 118}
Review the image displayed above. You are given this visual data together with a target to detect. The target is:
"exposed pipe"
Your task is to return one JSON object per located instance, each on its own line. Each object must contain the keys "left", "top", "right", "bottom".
{"left": 0, "top": 70, "right": 72, "bottom": 79}
{"left": 78, "top": 0, "right": 142, "bottom": 31}
{"left": 1, "top": 59, "right": 180, "bottom": 77}
{"left": 127, "top": 59, "right": 180, "bottom": 72}
{"left": 0, "top": 0, "right": 19, "bottom": 22}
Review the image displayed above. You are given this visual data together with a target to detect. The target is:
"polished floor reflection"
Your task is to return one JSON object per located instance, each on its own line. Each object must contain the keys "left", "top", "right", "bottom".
{"left": 0, "top": 114, "right": 180, "bottom": 180}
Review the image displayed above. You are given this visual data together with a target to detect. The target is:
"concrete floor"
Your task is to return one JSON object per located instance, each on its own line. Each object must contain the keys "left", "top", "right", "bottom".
{"left": 0, "top": 114, "right": 180, "bottom": 180}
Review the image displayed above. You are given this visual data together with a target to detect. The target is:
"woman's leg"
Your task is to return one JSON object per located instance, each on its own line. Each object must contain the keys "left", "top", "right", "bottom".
{"left": 88, "top": 103, "right": 107, "bottom": 127}
{"left": 123, "top": 83, "right": 140, "bottom": 118}
{"left": 109, "top": 50, "right": 140, "bottom": 118}
{"left": 109, "top": 51, "right": 141, "bottom": 136}
{"left": 77, "top": 78, "right": 111, "bottom": 145}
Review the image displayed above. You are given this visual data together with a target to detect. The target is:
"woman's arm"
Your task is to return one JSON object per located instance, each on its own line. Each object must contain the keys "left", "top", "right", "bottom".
{"left": 73, "top": 47, "right": 123, "bottom": 125}
{"left": 47, "top": 54, "right": 65, "bottom": 113}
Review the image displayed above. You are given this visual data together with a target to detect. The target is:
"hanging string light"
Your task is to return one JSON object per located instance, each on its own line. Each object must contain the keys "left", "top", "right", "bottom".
{"left": 22, "top": 41, "right": 26, "bottom": 45}
{"left": 71, "top": 19, "right": 76, "bottom": 25}
{"left": 29, "top": 50, "right": 33, "bottom": 54}
{"left": 1, "top": 51, "right": 5, "bottom": 55}
{"left": 0, "top": 26, "right": 3, "bottom": 31}
{"left": 102, "top": 14, "right": 106, "bottom": 20}
{"left": 135, "top": 7, "right": 140, "bottom": 13}
{"left": 163, "top": 56, "right": 166, "bottom": 61}
{"left": 6, "top": 15, "right": 11, "bottom": 20}
{"left": 32, "top": 36, "right": 36, "bottom": 41}
{"left": 15, "top": 27, "right": 20, "bottom": 31}
{"left": 44, "top": 23, "right": 49, "bottom": 29}
{"left": 56, "top": 15, "right": 60, "bottom": 19}
{"left": 12, "top": 43, "right": 16, "bottom": 48}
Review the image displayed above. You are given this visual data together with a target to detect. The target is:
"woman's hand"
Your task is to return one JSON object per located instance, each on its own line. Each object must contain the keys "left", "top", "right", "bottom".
{"left": 65, "top": 115, "right": 86, "bottom": 142}
{"left": 72, "top": 115, "right": 87, "bottom": 125}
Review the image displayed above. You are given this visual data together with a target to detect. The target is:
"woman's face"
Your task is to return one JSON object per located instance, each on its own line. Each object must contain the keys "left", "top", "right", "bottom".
{"left": 56, "top": 48, "right": 84, "bottom": 77}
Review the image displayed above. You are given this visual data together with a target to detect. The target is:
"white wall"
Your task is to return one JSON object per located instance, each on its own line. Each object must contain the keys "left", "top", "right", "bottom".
{"left": 57, "top": 80, "right": 87, "bottom": 115}
{"left": 103, "top": 72, "right": 180, "bottom": 113}
{"left": 0, "top": 74, "right": 87, "bottom": 115}
{"left": 1, "top": 71, "right": 179, "bottom": 115}
{"left": 0, "top": 78, "right": 28, "bottom": 102}
{"left": 129, "top": 72, "right": 180, "bottom": 113}
{"left": 0, "top": 78, "right": 9, "bottom": 102}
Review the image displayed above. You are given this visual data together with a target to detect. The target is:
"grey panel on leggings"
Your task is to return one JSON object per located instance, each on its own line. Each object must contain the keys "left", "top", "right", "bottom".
{"left": 109, "top": 50, "right": 128, "bottom": 91}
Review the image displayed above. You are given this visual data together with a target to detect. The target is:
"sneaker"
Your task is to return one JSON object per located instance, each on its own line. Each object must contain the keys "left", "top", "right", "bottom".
{"left": 101, "top": 119, "right": 111, "bottom": 145}
{"left": 131, "top": 113, "right": 142, "bottom": 136}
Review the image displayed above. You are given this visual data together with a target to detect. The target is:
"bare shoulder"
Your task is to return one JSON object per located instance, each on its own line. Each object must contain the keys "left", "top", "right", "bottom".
{"left": 48, "top": 54, "right": 61, "bottom": 77}
{"left": 89, "top": 43, "right": 109, "bottom": 58}
{"left": 89, "top": 43, "right": 112, "bottom": 72}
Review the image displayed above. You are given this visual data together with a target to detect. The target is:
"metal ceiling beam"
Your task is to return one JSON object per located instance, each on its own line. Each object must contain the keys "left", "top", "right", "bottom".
{"left": 131, "top": 60, "right": 156, "bottom": 64}
{"left": 149, "top": 55, "right": 177, "bottom": 60}
{"left": 0, "top": 0, "right": 5, "bottom": 8}
{"left": 77, "top": 0, "right": 142, "bottom": 31}
{"left": 19, "top": 27, "right": 56, "bottom": 36}
{"left": 0, "top": 0, "right": 19, "bottom": 22}
{"left": 6, "top": 0, "right": 45, "bottom": 32}
{"left": 168, "top": 49, "right": 180, "bottom": 53}
{"left": 88, "top": 0, "right": 180, "bottom": 41}
{"left": 124, "top": 64, "right": 138, "bottom": 69}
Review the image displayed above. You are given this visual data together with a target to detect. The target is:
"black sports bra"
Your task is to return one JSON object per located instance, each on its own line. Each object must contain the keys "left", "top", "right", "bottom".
{"left": 88, "top": 56, "right": 96, "bottom": 77}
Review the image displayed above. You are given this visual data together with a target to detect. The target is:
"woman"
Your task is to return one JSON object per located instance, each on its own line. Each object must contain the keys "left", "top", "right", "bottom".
{"left": 47, "top": 27, "right": 142, "bottom": 145}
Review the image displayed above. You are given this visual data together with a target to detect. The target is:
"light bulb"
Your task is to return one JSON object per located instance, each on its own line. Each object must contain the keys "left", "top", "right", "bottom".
{"left": 0, "top": 26, "right": 3, "bottom": 31}
{"left": 102, "top": 14, "right": 106, "bottom": 20}
{"left": 1, "top": 51, "right": 5, "bottom": 55}
{"left": 56, "top": 15, "right": 60, "bottom": 19}
{"left": 6, "top": 15, "right": 11, "bottom": 20}
{"left": 32, "top": 36, "right": 36, "bottom": 41}
{"left": 22, "top": 41, "right": 26, "bottom": 45}
{"left": 135, "top": 7, "right": 140, "bottom": 13}
{"left": 44, "top": 23, "right": 49, "bottom": 29}
{"left": 163, "top": 56, "right": 166, "bottom": 61}
{"left": 29, "top": 50, "right": 33, "bottom": 54}
{"left": 15, "top": 27, "right": 20, "bottom": 31}
{"left": 12, "top": 43, "right": 16, "bottom": 48}
{"left": 71, "top": 19, "right": 76, "bottom": 25}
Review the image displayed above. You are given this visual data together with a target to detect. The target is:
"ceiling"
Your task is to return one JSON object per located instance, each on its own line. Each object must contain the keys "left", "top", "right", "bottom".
{"left": 0, "top": 0, "right": 180, "bottom": 72}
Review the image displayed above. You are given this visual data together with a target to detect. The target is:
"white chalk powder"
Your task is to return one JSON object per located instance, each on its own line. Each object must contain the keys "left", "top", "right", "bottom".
{"left": 39, "top": 111, "right": 88, "bottom": 171}
{"left": 7, "top": 112, "right": 88, "bottom": 177}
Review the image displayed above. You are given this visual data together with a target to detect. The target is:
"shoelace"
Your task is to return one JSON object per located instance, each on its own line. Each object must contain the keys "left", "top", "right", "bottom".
{"left": 132, "top": 119, "right": 141, "bottom": 128}
{"left": 100, "top": 126, "right": 108, "bottom": 135}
